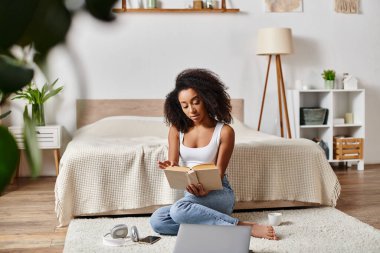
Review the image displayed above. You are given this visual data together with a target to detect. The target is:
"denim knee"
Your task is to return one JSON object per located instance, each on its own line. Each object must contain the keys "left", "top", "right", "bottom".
{"left": 150, "top": 206, "right": 180, "bottom": 235}
{"left": 150, "top": 212, "right": 162, "bottom": 233}
{"left": 150, "top": 208, "right": 169, "bottom": 234}
{"left": 170, "top": 200, "right": 190, "bottom": 224}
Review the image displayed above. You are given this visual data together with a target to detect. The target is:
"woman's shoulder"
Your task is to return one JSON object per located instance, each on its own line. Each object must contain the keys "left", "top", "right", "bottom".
{"left": 220, "top": 123, "right": 235, "bottom": 136}
{"left": 169, "top": 125, "right": 179, "bottom": 131}
{"left": 169, "top": 125, "right": 180, "bottom": 137}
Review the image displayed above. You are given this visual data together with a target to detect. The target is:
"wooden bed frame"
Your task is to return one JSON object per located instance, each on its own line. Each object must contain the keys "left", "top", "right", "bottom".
{"left": 75, "top": 99, "right": 317, "bottom": 216}
{"left": 76, "top": 99, "right": 244, "bottom": 129}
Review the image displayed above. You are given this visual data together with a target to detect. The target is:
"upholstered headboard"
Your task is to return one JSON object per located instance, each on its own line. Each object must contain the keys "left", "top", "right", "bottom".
{"left": 76, "top": 99, "right": 244, "bottom": 129}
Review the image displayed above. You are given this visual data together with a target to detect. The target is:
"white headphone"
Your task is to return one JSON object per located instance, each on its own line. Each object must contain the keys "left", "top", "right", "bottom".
{"left": 103, "top": 224, "right": 139, "bottom": 247}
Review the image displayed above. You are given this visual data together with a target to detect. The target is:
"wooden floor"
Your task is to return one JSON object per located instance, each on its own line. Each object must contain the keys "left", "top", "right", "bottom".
{"left": 0, "top": 164, "right": 379, "bottom": 252}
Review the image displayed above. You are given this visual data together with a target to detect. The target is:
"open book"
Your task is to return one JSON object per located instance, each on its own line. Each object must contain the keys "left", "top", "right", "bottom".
{"left": 164, "top": 163, "right": 223, "bottom": 191}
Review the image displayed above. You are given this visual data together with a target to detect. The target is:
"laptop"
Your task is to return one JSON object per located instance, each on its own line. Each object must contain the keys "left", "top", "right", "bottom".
{"left": 173, "top": 224, "right": 251, "bottom": 253}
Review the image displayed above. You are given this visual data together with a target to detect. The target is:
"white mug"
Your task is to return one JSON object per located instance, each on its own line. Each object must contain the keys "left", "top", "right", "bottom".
{"left": 268, "top": 212, "right": 282, "bottom": 226}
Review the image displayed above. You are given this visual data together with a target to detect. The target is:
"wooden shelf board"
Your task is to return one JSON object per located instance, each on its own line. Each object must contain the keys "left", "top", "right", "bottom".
{"left": 300, "top": 125, "right": 329, "bottom": 128}
{"left": 112, "top": 8, "right": 240, "bottom": 13}
{"left": 332, "top": 89, "right": 364, "bottom": 92}
{"left": 297, "top": 89, "right": 364, "bottom": 93}
{"left": 329, "top": 159, "right": 362, "bottom": 163}
{"left": 298, "top": 89, "right": 331, "bottom": 93}
{"left": 334, "top": 124, "right": 363, "bottom": 127}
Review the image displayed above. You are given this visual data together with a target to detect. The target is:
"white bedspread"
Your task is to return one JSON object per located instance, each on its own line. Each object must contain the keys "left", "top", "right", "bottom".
{"left": 55, "top": 117, "right": 340, "bottom": 226}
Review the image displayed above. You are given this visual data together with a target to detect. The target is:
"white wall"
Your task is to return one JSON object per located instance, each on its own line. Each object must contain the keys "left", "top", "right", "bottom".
{"left": 10, "top": 0, "right": 380, "bottom": 175}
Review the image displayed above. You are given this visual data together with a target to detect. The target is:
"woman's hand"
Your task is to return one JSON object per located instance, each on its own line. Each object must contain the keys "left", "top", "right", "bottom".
{"left": 186, "top": 183, "right": 210, "bottom": 197}
{"left": 157, "top": 160, "right": 178, "bottom": 170}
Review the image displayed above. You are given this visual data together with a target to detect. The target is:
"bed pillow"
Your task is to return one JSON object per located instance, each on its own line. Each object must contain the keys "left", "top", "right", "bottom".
{"left": 74, "top": 116, "right": 168, "bottom": 139}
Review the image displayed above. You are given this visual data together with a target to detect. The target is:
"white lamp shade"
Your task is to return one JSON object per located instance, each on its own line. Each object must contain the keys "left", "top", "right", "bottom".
{"left": 256, "top": 27, "right": 294, "bottom": 55}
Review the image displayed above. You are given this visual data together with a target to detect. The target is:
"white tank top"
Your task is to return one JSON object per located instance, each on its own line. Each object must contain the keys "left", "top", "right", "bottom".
{"left": 179, "top": 122, "right": 224, "bottom": 168}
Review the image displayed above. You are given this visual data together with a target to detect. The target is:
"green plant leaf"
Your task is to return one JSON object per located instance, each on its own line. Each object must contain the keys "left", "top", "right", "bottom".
{"left": 41, "top": 83, "right": 48, "bottom": 98}
{"left": 50, "top": 79, "right": 59, "bottom": 87}
{"left": 12, "top": 79, "right": 63, "bottom": 105}
{"left": 85, "top": 0, "right": 118, "bottom": 22}
{"left": 31, "top": 89, "right": 40, "bottom": 104}
{"left": 322, "top": 69, "right": 336, "bottom": 81}
{"left": 0, "top": 90, "right": 10, "bottom": 106}
{"left": 0, "top": 0, "right": 39, "bottom": 51}
{"left": 0, "top": 110, "right": 11, "bottom": 119}
{"left": 0, "top": 126, "right": 19, "bottom": 193}
{"left": 22, "top": 106, "right": 41, "bottom": 178}
{"left": 0, "top": 55, "right": 34, "bottom": 93}
{"left": 18, "top": 0, "right": 72, "bottom": 59}
{"left": 42, "top": 86, "right": 63, "bottom": 104}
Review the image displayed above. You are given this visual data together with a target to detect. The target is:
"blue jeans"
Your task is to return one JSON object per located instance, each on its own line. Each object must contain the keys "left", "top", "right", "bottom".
{"left": 150, "top": 175, "right": 238, "bottom": 235}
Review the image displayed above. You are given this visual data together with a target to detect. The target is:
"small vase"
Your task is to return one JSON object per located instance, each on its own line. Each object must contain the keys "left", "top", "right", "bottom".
{"left": 32, "top": 104, "right": 45, "bottom": 126}
{"left": 324, "top": 80, "right": 334, "bottom": 89}
{"left": 147, "top": 0, "right": 156, "bottom": 8}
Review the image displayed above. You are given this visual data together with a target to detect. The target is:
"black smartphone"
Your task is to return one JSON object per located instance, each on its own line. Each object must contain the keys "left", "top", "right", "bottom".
{"left": 139, "top": 236, "right": 161, "bottom": 244}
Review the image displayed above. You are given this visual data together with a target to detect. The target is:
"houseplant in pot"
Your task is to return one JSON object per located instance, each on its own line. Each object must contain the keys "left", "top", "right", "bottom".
{"left": 322, "top": 69, "right": 336, "bottom": 89}
{"left": 12, "top": 79, "right": 63, "bottom": 126}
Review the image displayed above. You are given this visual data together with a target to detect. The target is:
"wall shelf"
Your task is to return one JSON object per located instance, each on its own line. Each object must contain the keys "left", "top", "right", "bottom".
{"left": 112, "top": 0, "right": 239, "bottom": 13}
{"left": 112, "top": 8, "right": 240, "bottom": 13}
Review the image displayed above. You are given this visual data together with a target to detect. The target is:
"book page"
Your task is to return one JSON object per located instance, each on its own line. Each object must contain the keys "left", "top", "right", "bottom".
{"left": 194, "top": 165, "right": 222, "bottom": 190}
{"left": 192, "top": 163, "right": 216, "bottom": 170}
{"left": 186, "top": 170, "right": 199, "bottom": 185}
{"left": 164, "top": 169, "right": 190, "bottom": 189}
{"left": 166, "top": 166, "right": 190, "bottom": 172}
{"left": 163, "top": 164, "right": 222, "bottom": 190}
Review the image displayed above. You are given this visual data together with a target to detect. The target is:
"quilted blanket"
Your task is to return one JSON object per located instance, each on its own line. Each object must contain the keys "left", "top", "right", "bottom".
{"left": 55, "top": 117, "right": 340, "bottom": 226}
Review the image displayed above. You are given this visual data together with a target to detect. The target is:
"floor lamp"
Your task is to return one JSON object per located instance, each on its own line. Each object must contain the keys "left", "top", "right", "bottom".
{"left": 256, "top": 27, "right": 294, "bottom": 138}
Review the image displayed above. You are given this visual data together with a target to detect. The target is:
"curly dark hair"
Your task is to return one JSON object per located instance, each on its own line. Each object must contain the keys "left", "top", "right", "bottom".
{"left": 164, "top": 68, "right": 232, "bottom": 132}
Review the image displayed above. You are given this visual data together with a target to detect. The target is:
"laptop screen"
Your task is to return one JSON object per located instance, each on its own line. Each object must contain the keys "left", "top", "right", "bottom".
{"left": 173, "top": 224, "right": 251, "bottom": 253}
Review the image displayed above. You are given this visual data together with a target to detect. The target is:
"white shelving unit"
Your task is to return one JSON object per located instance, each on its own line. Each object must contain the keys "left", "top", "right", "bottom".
{"left": 287, "top": 89, "right": 365, "bottom": 170}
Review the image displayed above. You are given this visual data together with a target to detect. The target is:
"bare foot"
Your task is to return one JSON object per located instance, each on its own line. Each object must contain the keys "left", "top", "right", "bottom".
{"left": 238, "top": 221, "right": 278, "bottom": 240}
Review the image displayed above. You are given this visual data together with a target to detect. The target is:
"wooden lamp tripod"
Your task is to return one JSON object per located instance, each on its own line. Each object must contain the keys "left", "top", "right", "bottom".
{"left": 256, "top": 28, "right": 294, "bottom": 138}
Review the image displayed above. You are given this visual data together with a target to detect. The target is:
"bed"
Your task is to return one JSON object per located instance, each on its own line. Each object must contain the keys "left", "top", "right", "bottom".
{"left": 55, "top": 99, "right": 340, "bottom": 227}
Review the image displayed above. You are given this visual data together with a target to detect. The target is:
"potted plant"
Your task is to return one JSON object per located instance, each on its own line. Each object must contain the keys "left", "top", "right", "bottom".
{"left": 321, "top": 69, "right": 336, "bottom": 89}
{"left": 12, "top": 79, "right": 63, "bottom": 126}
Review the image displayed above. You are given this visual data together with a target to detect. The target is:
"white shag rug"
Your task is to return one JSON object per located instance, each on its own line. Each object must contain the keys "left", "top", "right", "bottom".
{"left": 64, "top": 207, "right": 380, "bottom": 253}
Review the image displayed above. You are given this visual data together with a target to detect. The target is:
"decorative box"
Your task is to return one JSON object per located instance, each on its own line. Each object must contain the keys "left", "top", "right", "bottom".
{"left": 333, "top": 118, "right": 345, "bottom": 125}
{"left": 333, "top": 137, "right": 363, "bottom": 160}
{"left": 343, "top": 75, "right": 358, "bottom": 90}
{"left": 300, "top": 107, "right": 328, "bottom": 125}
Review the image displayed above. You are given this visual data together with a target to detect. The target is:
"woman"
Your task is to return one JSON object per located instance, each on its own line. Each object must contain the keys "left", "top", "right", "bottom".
{"left": 150, "top": 68, "right": 277, "bottom": 240}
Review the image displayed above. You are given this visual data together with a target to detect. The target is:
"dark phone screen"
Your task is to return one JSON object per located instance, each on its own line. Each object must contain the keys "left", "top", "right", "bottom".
{"left": 139, "top": 236, "right": 161, "bottom": 244}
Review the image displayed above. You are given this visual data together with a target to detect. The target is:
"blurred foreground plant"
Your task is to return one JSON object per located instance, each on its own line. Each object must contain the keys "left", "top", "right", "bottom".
{"left": 0, "top": 0, "right": 117, "bottom": 193}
